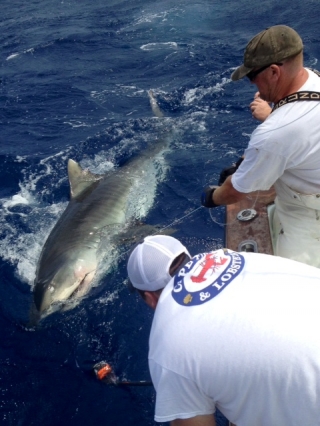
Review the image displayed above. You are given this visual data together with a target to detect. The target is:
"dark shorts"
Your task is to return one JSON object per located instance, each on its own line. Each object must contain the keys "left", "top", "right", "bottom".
{"left": 215, "top": 409, "right": 230, "bottom": 426}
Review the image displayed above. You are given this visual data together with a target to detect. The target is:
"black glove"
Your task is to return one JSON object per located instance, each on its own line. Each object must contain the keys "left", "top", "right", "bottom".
{"left": 218, "top": 157, "right": 244, "bottom": 186}
{"left": 201, "top": 185, "right": 219, "bottom": 208}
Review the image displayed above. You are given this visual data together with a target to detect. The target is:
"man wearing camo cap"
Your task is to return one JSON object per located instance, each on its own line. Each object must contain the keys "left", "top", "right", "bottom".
{"left": 201, "top": 25, "right": 320, "bottom": 269}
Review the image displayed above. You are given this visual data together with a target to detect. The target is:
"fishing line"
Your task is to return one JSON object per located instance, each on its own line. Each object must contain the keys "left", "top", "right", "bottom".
{"left": 118, "top": 205, "right": 203, "bottom": 261}
{"left": 152, "top": 205, "right": 203, "bottom": 235}
{"left": 208, "top": 191, "right": 261, "bottom": 227}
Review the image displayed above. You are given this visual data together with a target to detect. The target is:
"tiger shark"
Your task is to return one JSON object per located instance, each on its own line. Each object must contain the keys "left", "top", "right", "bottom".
{"left": 31, "top": 91, "right": 170, "bottom": 320}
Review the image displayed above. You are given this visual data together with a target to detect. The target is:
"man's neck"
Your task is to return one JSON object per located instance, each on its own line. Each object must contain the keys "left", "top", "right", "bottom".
{"left": 275, "top": 67, "right": 309, "bottom": 103}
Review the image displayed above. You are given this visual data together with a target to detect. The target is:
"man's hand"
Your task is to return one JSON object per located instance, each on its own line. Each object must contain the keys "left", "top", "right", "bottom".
{"left": 200, "top": 185, "right": 219, "bottom": 208}
{"left": 218, "top": 157, "right": 243, "bottom": 186}
{"left": 211, "top": 176, "right": 247, "bottom": 205}
{"left": 171, "top": 414, "right": 216, "bottom": 426}
{"left": 250, "top": 92, "right": 272, "bottom": 122}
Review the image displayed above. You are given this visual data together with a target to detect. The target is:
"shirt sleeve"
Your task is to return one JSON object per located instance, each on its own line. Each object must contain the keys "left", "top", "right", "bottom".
{"left": 231, "top": 142, "right": 288, "bottom": 193}
{"left": 149, "top": 359, "right": 216, "bottom": 423}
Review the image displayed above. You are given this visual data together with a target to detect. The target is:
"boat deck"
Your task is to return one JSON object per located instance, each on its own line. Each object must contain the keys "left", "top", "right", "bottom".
{"left": 225, "top": 188, "right": 275, "bottom": 255}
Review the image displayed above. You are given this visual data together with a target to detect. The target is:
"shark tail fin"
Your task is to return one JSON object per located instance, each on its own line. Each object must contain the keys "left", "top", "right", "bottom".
{"left": 148, "top": 90, "right": 164, "bottom": 118}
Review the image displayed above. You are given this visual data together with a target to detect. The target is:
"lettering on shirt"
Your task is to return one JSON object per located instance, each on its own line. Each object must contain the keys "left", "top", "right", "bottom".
{"left": 172, "top": 250, "right": 245, "bottom": 306}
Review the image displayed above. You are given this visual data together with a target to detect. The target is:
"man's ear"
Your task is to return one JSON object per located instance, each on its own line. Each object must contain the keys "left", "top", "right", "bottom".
{"left": 144, "top": 291, "right": 160, "bottom": 310}
{"left": 269, "top": 63, "right": 282, "bottom": 80}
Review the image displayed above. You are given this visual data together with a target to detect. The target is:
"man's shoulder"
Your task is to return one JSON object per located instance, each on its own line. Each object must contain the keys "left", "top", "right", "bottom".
{"left": 306, "top": 68, "right": 320, "bottom": 84}
{"left": 248, "top": 117, "right": 281, "bottom": 148}
{"left": 242, "top": 252, "right": 320, "bottom": 277}
{"left": 250, "top": 97, "right": 312, "bottom": 146}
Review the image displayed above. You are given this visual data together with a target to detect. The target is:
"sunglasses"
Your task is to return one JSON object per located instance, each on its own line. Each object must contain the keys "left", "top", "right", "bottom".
{"left": 247, "top": 63, "right": 283, "bottom": 82}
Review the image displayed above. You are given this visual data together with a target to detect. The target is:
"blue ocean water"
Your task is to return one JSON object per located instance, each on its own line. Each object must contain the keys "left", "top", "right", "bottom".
{"left": 1, "top": 1, "right": 320, "bottom": 425}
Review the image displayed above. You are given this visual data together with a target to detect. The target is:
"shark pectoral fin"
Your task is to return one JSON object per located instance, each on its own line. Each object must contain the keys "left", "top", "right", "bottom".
{"left": 68, "top": 159, "right": 104, "bottom": 198}
{"left": 28, "top": 302, "right": 42, "bottom": 328}
{"left": 113, "top": 223, "right": 177, "bottom": 245}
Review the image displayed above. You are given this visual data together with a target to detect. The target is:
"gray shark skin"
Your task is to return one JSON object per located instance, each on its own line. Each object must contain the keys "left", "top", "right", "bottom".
{"left": 32, "top": 91, "right": 169, "bottom": 318}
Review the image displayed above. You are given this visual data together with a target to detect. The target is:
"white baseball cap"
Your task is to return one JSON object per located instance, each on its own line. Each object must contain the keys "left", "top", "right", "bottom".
{"left": 127, "top": 235, "right": 190, "bottom": 291}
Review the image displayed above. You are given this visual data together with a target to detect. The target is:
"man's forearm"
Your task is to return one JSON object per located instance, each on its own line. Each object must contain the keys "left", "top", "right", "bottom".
{"left": 171, "top": 414, "right": 216, "bottom": 426}
{"left": 213, "top": 176, "right": 247, "bottom": 205}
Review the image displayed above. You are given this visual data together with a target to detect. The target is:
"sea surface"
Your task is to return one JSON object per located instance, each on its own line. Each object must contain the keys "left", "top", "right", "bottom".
{"left": 1, "top": 1, "right": 320, "bottom": 425}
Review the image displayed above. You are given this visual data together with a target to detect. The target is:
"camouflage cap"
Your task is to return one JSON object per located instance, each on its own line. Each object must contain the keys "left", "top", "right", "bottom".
{"left": 231, "top": 25, "right": 303, "bottom": 81}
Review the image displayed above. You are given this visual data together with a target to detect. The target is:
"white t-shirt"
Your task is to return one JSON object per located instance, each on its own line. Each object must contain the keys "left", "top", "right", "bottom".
{"left": 232, "top": 69, "right": 320, "bottom": 194}
{"left": 149, "top": 249, "right": 320, "bottom": 426}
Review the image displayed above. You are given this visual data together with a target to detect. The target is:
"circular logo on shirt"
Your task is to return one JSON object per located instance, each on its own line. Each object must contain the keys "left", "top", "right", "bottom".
{"left": 171, "top": 249, "right": 245, "bottom": 306}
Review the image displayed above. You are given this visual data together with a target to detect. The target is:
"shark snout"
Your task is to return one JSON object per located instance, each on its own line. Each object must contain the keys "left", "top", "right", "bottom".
{"left": 33, "top": 282, "right": 56, "bottom": 313}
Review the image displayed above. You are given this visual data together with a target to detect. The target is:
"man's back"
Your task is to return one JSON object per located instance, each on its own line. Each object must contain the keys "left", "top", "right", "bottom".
{"left": 233, "top": 69, "right": 320, "bottom": 195}
{"left": 149, "top": 251, "right": 320, "bottom": 426}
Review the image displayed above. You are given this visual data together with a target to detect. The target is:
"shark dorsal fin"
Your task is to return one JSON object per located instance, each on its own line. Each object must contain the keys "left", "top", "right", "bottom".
{"left": 68, "top": 159, "right": 103, "bottom": 198}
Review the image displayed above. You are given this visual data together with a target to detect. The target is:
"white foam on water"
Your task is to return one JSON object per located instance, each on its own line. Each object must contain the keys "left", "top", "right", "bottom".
{"left": 3, "top": 194, "right": 30, "bottom": 209}
{"left": 63, "top": 120, "right": 92, "bottom": 128}
{"left": 0, "top": 150, "right": 74, "bottom": 285}
{"left": 6, "top": 53, "right": 20, "bottom": 60}
{"left": 0, "top": 194, "right": 66, "bottom": 286}
{"left": 140, "top": 42, "right": 178, "bottom": 51}
{"left": 119, "top": 6, "right": 183, "bottom": 31}
{"left": 125, "top": 149, "right": 168, "bottom": 221}
{"left": 182, "top": 77, "right": 231, "bottom": 105}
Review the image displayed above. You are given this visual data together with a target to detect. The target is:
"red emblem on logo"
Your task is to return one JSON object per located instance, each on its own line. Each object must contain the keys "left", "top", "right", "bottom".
{"left": 190, "top": 253, "right": 228, "bottom": 283}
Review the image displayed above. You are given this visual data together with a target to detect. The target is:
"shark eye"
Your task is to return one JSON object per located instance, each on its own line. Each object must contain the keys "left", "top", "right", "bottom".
{"left": 48, "top": 285, "right": 55, "bottom": 293}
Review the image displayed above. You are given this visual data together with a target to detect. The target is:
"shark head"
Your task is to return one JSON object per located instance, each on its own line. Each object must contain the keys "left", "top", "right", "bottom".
{"left": 33, "top": 256, "right": 97, "bottom": 314}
